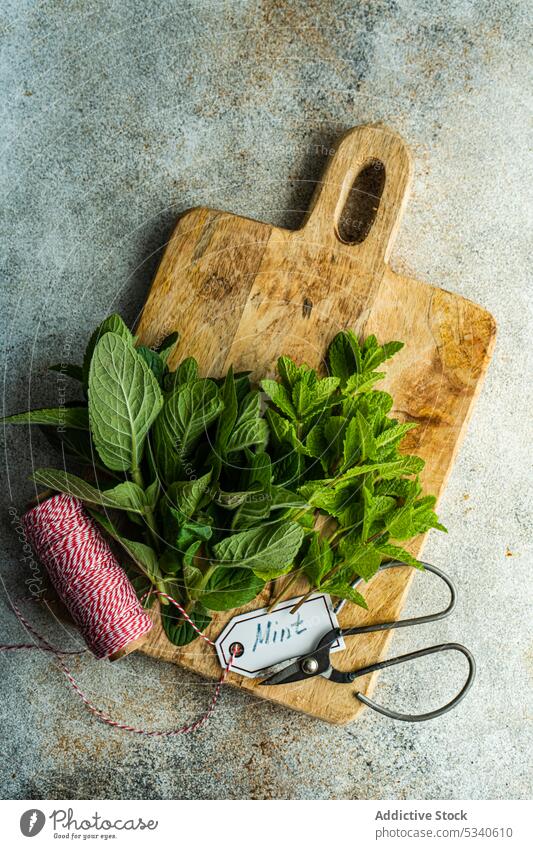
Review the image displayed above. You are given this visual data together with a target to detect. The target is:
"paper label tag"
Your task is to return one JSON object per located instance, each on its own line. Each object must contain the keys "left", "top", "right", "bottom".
{"left": 215, "top": 593, "right": 344, "bottom": 679}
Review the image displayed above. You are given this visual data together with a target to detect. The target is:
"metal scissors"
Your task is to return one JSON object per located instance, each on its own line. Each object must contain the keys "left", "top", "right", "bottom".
{"left": 260, "top": 561, "right": 476, "bottom": 722}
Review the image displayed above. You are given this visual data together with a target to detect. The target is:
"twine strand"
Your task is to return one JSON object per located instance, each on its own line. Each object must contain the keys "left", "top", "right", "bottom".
{"left": 1, "top": 592, "right": 235, "bottom": 736}
{"left": 1, "top": 493, "right": 234, "bottom": 735}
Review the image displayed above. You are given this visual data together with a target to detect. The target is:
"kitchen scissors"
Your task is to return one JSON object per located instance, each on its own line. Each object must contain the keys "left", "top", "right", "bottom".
{"left": 260, "top": 561, "right": 476, "bottom": 722}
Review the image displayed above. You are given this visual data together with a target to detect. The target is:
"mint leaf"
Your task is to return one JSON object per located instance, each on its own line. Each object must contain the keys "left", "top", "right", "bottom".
{"left": 277, "top": 356, "right": 299, "bottom": 390}
{"left": 183, "top": 543, "right": 204, "bottom": 597}
{"left": 342, "top": 417, "right": 360, "bottom": 468}
{"left": 120, "top": 540, "right": 160, "bottom": 581}
{"left": 302, "top": 377, "right": 340, "bottom": 418}
{"left": 200, "top": 567, "right": 265, "bottom": 611}
{"left": 321, "top": 580, "right": 368, "bottom": 609}
{"left": 236, "top": 390, "right": 261, "bottom": 423}
{"left": 303, "top": 483, "right": 356, "bottom": 519}
{"left": 145, "top": 479, "right": 160, "bottom": 509}
{"left": 327, "top": 330, "right": 362, "bottom": 384}
{"left": 375, "top": 422, "right": 418, "bottom": 450}
{"left": 231, "top": 489, "right": 272, "bottom": 530}
{"left": 49, "top": 363, "right": 84, "bottom": 382}
{"left": 386, "top": 505, "right": 416, "bottom": 539}
{"left": 215, "top": 487, "right": 261, "bottom": 509}
{"left": 376, "top": 542, "right": 424, "bottom": 569}
{"left": 305, "top": 421, "right": 326, "bottom": 457}
{"left": 165, "top": 471, "right": 212, "bottom": 520}
{"left": 337, "top": 538, "right": 382, "bottom": 581}
{"left": 83, "top": 313, "right": 133, "bottom": 387}
{"left": 152, "top": 379, "right": 222, "bottom": 483}
{"left": 162, "top": 602, "right": 211, "bottom": 647}
{"left": 226, "top": 417, "right": 268, "bottom": 453}
{"left": 164, "top": 356, "right": 199, "bottom": 393}
{"left": 301, "top": 456, "right": 425, "bottom": 504}
{"left": 175, "top": 519, "right": 212, "bottom": 549}
{"left": 212, "top": 521, "right": 304, "bottom": 578}
{"left": 1, "top": 407, "right": 89, "bottom": 429}
{"left": 215, "top": 366, "right": 238, "bottom": 453}
{"left": 32, "top": 468, "right": 147, "bottom": 513}
{"left": 362, "top": 484, "right": 396, "bottom": 540}
{"left": 158, "top": 547, "right": 184, "bottom": 576}
{"left": 355, "top": 411, "right": 377, "bottom": 461}
{"left": 137, "top": 345, "right": 166, "bottom": 386}
{"left": 292, "top": 379, "right": 313, "bottom": 418}
{"left": 345, "top": 389, "right": 393, "bottom": 421}
{"left": 338, "top": 455, "right": 425, "bottom": 483}
{"left": 270, "top": 485, "right": 307, "bottom": 510}
{"left": 362, "top": 338, "right": 403, "bottom": 371}
{"left": 411, "top": 497, "right": 447, "bottom": 534}
{"left": 156, "top": 331, "right": 180, "bottom": 364}
{"left": 88, "top": 332, "right": 163, "bottom": 472}
{"left": 39, "top": 425, "right": 103, "bottom": 469}
{"left": 344, "top": 371, "right": 385, "bottom": 395}
{"left": 324, "top": 415, "right": 348, "bottom": 458}
{"left": 383, "top": 496, "right": 446, "bottom": 539}
{"left": 260, "top": 379, "right": 297, "bottom": 420}
{"left": 243, "top": 450, "right": 272, "bottom": 493}
{"left": 176, "top": 357, "right": 199, "bottom": 384}
{"left": 88, "top": 508, "right": 160, "bottom": 580}
{"left": 301, "top": 534, "right": 335, "bottom": 585}
{"left": 230, "top": 452, "right": 272, "bottom": 529}
{"left": 265, "top": 406, "right": 293, "bottom": 446}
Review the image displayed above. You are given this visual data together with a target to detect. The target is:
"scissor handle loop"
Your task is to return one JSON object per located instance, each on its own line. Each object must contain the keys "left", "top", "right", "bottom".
{"left": 328, "top": 562, "right": 475, "bottom": 720}
{"left": 340, "top": 561, "right": 456, "bottom": 639}
{"left": 353, "top": 642, "right": 476, "bottom": 722}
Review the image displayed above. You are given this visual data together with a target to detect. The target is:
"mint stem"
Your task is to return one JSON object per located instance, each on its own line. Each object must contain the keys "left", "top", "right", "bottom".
{"left": 131, "top": 466, "right": 161, "bottom": 554}
{"left": 268, "top": 571, "right": 301, "bottom": 611}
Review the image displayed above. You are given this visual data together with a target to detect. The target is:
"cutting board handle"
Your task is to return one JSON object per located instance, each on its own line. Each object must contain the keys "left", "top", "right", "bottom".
{"left": 302, "top": 125, "right": 413, "bottom": 266}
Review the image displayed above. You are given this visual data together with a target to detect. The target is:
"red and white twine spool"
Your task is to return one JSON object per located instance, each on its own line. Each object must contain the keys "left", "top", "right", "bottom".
{"left": 1, "top": 494, "right": 235, "bottom": 735}
{"left": 22, "top": 494, "right": 153, "bottom": 659}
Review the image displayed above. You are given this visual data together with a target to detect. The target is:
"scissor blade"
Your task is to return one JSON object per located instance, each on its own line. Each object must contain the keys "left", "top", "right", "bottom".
{"left": 257, "top": 655, "right": 301, "bottom": 681}
{"left": 260, "top": 659, "right": 334, "bottom": 686}
{"left": 259, "top": 659, "right": 305, "bottom": 686}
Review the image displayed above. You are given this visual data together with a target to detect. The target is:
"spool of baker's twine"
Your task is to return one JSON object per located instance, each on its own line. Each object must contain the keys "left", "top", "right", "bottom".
{"left": 0, "top": 494, "right": 236, "bottom": 736}
{"left": 23, "top": 494, "right": 153, "bottom": 659}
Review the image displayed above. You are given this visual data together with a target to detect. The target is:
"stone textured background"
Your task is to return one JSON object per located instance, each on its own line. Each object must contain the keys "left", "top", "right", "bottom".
{"left": 1, "top": 0, "right": 531, "bottom": 800}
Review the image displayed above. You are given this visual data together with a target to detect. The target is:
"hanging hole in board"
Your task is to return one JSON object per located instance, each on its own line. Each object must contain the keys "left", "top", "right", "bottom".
{"left": 336, "top": 159, "right": 386, "bottom": 245}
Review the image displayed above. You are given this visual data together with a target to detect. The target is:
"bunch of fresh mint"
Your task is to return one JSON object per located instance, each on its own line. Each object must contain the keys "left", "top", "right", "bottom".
{"left": 2, "top": 314, "right": 445, "bottom": 645}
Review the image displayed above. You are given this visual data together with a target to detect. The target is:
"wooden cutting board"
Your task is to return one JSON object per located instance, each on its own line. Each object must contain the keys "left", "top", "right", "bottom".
{"left": 136, "top": 125, "right": 496, "bottom": 724}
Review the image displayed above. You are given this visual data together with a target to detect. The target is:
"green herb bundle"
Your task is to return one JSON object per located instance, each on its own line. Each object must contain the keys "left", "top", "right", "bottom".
{"left": 2, "top": 315, "right": 445, "bottom": 645}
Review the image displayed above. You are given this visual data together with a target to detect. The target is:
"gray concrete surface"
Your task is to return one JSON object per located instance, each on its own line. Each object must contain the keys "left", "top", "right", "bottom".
{"left": 1, "top": 0, "right": 531, "bottom": 800}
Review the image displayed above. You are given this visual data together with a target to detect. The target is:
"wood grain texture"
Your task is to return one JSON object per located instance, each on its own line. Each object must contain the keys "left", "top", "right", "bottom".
{"left": 136, "top": 125, "right": 496, "bottom": 724}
